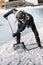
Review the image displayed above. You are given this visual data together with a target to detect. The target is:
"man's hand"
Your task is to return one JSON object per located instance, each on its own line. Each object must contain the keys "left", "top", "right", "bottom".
{"left": 3, "top": 15, "right": 8, "bottom": 20}
{"left": 12, "top": 33, "right": 17, "bottom": 37}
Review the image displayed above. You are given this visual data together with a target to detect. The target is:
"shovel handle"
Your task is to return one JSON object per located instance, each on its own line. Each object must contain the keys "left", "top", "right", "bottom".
{"left": 3, "top": 8, "right": 17, "bottom": 19}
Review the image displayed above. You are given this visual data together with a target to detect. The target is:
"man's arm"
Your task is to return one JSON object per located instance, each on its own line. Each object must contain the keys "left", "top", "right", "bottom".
{"left": 13, "top": 24, "right": 26, "bottom": 37}
{"left": 17, "top": 23, "right": 26, "bottom": 33}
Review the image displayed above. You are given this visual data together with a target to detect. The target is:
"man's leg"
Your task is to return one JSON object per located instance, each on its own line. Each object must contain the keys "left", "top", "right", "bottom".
{"left": 13, "top": 32, "right": 21, "bottom": 47}
{"left": 16, "top": 32, "right": 21, "bottom": 44}
{"left": 33, "top": 30, "right": 41, "bottom": 47}
{"left": 30, "top": 23, "right": 41, "bottom": 47}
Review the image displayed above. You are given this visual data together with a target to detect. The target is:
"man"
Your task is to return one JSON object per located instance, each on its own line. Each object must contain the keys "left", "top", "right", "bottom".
{"left": 13, "top": 10, "right": 41, "bottom": 48}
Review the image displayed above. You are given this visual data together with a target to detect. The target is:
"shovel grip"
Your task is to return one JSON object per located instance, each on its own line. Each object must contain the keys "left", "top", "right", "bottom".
{"left": 3, "top": 8, "right": 17, "bottom": 18}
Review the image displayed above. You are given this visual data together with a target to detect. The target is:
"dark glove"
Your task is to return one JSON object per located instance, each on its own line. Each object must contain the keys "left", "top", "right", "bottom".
{"left": 3, "top": 15, "right": 8, "bottom": 20}
{"left": 12, "top": 33, "right": 17, "bottom": 37}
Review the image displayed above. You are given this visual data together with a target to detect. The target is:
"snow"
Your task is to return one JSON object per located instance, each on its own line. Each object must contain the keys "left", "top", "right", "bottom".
{"left": 0, "top": 6, "right": 43, "bottom": 65}
{"left": 25, "top": 0, "right": 38, "bottom": 5}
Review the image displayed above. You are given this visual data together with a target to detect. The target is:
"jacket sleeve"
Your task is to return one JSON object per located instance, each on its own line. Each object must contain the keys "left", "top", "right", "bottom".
{"left": 15, "top": 23, "right": 26, "bottom": 35}
{"left": 17, "top": 24, "right": 26, "bottom": 33}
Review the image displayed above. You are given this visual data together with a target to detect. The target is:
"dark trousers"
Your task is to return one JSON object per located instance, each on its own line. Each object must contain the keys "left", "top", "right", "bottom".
{"left": 33, "top": 30, "right": 41, "bottom": 47}
{"left": 30, "top": 23, "right": 41, "bottom": 47}
{"left": 16, "top": 32, "right": 21, "bottom": 44}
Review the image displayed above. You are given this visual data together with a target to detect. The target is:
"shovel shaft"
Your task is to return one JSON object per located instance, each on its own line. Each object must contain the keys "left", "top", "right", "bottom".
{"left": 7, "top": 19, "right": 14, "bottom": 33}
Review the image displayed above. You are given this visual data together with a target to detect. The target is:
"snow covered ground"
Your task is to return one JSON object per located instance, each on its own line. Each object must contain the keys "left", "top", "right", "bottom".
{"left": 0, "top": 30, "right": 43, "bottom": 65}
{"left": 0, "top": 6, "right": 43, "bottom": 65}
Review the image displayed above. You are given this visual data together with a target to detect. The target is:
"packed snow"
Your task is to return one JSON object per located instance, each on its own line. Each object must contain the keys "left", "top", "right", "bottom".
{"left": 0, "top": 6, "right": 43, "bottom": 65}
